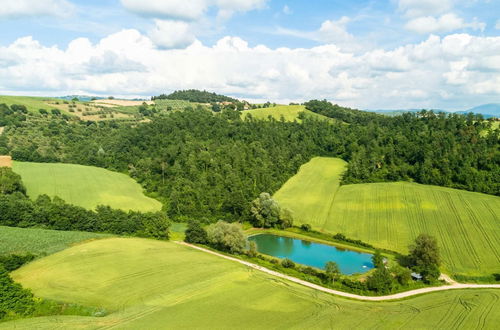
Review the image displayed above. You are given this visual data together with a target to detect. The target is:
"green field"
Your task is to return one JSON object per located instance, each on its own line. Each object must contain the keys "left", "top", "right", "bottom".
{"left": 0, "top": 95, "right": 58, "bottom": 113}
{"left": 5, "top": 238, "right": 499, "bottom": 329}
{"left": 12, "top": 162, "right": 162, "bottom": 212}
{"left": 0, "top": 226, "right": 111, "bottom": 256}
{"left": 274, "top": 157, "right": 347, "bottom": 224}
{"left": 274, "top": 157, "right": 500, "bottom": 277}
{"left": 241, "top": 105, "right": 331, "bottom": 122}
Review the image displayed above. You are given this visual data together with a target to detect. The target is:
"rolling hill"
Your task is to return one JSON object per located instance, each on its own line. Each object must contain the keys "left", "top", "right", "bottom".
{"left": 274, "top": 157, "right": 500, "bottom": 277}
{"left": 5, "top": 237, "right": 499, "bottom": 329}
{"left": 12, "top": 162, "right": 162, "bottom": 212}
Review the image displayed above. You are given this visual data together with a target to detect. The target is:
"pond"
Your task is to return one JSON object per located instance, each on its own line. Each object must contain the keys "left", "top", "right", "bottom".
{"left": 248, "top": 234, "right": 374, "bottom": 275}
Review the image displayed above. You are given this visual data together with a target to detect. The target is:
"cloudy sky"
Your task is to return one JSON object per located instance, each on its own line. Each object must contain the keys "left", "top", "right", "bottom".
{"left": 0, "top": 0, "right": 499, "bottom": 109}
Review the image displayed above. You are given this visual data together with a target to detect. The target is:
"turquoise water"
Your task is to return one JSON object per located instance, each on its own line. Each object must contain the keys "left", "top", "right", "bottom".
{"left": 249, "top": 234, "right": 374, "bottom": 275}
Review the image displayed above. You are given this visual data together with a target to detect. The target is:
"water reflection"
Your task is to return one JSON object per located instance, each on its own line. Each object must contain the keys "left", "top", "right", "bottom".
{"left": 248, "top": 234, "right": 374, "bottom": 275}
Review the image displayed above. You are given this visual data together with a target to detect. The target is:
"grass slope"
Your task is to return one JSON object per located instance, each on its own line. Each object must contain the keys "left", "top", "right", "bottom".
{"left": 274, "top": 157, "right": 347, "bottom": 228}
{"left": 6, "top": 238, "right": 499, "bottom": 329}
{"left": 0, "top": 226, "right": 111, "bottom": 256}
{"left": 241, "top": 105, "right": 331, "bottom": 122}
{"left": 274, "top": 157, "right": 500, "bottom": 277}
{"left": 0, "top": 95, "right": 57, "bottom": 113}
{"left": 12, "top": 162, "right": 162, "bottom": 212}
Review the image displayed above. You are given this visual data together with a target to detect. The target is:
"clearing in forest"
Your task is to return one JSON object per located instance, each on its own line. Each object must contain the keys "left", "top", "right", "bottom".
{"left": 12, "top": 161, "right": 162, "bottom": 212}
{"left": 274, "top": 157, "right": 347, "bottom": 228}
{"left": 274, "top": 157, "right": 500, "bottom": 277}
{"left": 240, "top": 105, "right": 332, "bottom": 122}
{"left": 6, "top": 237, "right": 500, "bottom": 329}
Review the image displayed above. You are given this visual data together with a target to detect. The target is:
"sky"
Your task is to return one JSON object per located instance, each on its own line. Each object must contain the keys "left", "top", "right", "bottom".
{"left": 0, "top": 0, "right": 499, "bottom": 110}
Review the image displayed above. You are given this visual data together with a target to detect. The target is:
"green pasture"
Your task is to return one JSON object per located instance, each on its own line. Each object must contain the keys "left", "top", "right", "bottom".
{"left": 274, "top": 157, "right": 347, "bottom": 227}
{"left": 12, "top": 161, "right": 162, "bottom": 212}
{"left": 0, "top": 95, "right": 58, "bottom": 113}
{"left": 0, "top": 226, "right": 111, "bottom": 256}
{"left": 274, "top": 157, "right": 500, "bottom": 277}
{"left": 6, "top": 238, "right": 500, "bottom": 329}
{"left": 241, "top": 105, "right": 331, "bottom": 122}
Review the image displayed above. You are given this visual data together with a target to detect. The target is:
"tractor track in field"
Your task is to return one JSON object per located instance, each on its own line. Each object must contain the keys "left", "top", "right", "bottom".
{"left": 177, "top": 241, "right": 500, "bottom": 302}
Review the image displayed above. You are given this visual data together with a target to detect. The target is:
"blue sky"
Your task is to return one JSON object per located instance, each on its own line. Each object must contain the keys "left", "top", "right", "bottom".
{"left": 0, "top": 0, "right": 499, "bottom": 109}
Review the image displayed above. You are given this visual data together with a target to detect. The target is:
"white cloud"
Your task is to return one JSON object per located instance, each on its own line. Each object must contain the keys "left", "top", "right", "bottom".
{"left": 319, "top": 17, "right": 355, "bottom": 46}
{"left": 405, "top": 13, "right": 485, "bottom": 34}
{"left": 283, "top": 5, "right": 292, "bottom": 15}
{"left": 397, "top": 0, "right": 453, "bottom": 18}
{"left": 1, "top": 31, "right": 500, "bottom": 109}
{"left": 121, "top": 0, "right": 267, "bottom": 21}
{"left": 149, "top": 20, "right": 196, "bottom": 49}
{"left": 0, "top": 0, "right": 74, "bottom": 19}
{"left": 276, "top": 17, "right": 360, "bottom": 52}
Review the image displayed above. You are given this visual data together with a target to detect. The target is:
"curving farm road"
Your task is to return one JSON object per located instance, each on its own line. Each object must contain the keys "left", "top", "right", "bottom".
{"left": 177, "top": 241, "right": 500, "bottom": 301}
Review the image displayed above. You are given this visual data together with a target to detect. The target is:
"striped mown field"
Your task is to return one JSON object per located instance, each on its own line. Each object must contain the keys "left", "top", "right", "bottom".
{"left": 5, "top": 238, "right": 499, "bottom": 329}
{"left": 274, "top": 157, "right": 347, "bottom": 229}
{"left": 274, "top": 157, "right": 500, "bottom": 277}
{"left": 12, "top": 161, "right": 162, "bottom": 212}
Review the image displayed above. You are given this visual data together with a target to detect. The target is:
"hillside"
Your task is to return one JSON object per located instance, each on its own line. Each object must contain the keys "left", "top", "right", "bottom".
{"left": 5, "top": 238, "right": 499, "bottom": 329}
{"left": 0, "top": 95, "right": 58, "bottom": 113}
{"left": 241, "top": 105, "right": 333, "bottom": 122}
{"left": 12, "top": 162, "right": 162, "bottom": 212}
{"left": 274, "top": 157, "right": 500, "bottom": 277}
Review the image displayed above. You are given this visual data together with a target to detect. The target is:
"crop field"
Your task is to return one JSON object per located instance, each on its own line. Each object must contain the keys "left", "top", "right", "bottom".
{"left": 12, "top": 161, "right": 162, "bottom": 212}
{"left": 241, "top": 105, "right": 332, "bottom": 122}
{"left": 274, "top": 157, "right": 347, "bottom": 228}
{"left": 4, "top": 237, "right": 499, "bottom": 329}
{"left": 274, "top": 157, "right": 500, "bottom": 277}
{"left": 0, "top": 226, "right": 111, "bottom": 256}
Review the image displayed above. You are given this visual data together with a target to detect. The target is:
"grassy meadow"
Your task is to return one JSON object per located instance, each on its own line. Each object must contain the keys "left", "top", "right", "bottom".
{"left": 0, "top": 226, "right": 111, "bottom": 256}
{"left": 274, "top": 157, "right": 347, "bottom": 228}
{"left": 274, "top": 157, "right": 500, "bottom": 277}
{"left": 12, "top": 161, "right": 162, "bottom": 212}
{"left": 0, "top": 95, "right": 58, "bottom": 113}
{"left": 241, "top": 105, "right": 332, "bottom": 122}
{"left": 5, "top": 237, "right": 499, "bottom": 329}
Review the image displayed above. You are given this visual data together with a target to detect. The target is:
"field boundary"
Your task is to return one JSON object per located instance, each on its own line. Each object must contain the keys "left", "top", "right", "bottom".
{"left": 177, "top": 241, "right": 500, "bottom": 301}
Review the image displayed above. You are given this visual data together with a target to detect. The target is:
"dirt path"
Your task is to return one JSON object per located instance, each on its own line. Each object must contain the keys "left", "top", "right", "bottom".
{"left": 177, "top": 242, "right": 500, "bottom": 301}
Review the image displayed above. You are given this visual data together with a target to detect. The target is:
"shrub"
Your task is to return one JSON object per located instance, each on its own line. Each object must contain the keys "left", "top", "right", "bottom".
{"left": 0, "top": 254, "right": 36, "bottom": 272}
{"left": 300, "top": 224, "right": 311, "bottom": 232}
{"left": 184, "top": 220, "right": 208, "bottom": 244}
{"left": 281, "top": 258, "right": 295, "bottom": 268}
{"left": 206, "top": 221, "right": 247, "bottom": 254}
{"left": 247, "top": 241, "right": 258, "bottom": 257}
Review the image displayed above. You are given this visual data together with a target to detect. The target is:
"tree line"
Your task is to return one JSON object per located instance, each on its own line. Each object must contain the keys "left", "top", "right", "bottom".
{"left": 0, "top": 168, "right": 170, "bottom": 239}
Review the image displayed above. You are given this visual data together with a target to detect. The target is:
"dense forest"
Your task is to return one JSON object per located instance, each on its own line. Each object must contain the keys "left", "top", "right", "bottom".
{"left": 152, "top": 89, "right": 238, "bottom": 103}
{"left": 1, "top": 101, "right": 498, "bottom": 223}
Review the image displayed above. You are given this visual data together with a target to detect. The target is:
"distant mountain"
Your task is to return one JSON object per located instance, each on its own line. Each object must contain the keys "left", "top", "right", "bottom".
{"left": 366, "top": 109, "right": 447, "bottom": 117}
{"left": 458, "top": 104, "right": 500, "bottom": 118}
{"left": 366, "top": 104, "right": 500, "bottom": 118}
{"left": 57, "top": 95, "right": 105, "bottom": 102}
